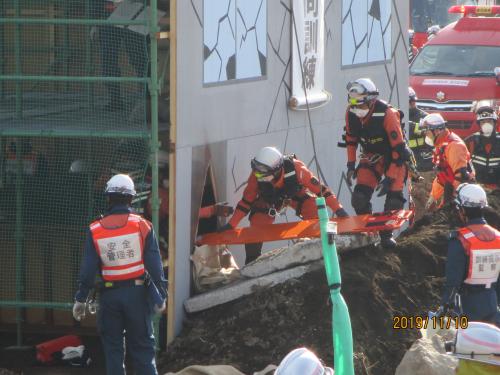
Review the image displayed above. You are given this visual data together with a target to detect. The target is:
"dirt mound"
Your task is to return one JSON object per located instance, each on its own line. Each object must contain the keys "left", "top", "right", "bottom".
{"left": 159, "top": 189, "right": 500, "bottom": 375}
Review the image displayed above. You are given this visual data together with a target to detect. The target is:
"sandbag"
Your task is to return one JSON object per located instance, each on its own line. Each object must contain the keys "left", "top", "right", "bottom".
{"left": 191, "top": 245, "right": 240, "bottom": 292}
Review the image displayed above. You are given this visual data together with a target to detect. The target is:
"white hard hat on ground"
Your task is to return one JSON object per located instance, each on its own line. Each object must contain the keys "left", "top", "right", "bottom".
{"left": 105, "top": 174, "right": 136, "bottom": 196}
{"left": 251, "top": 147, "right": 284, "bottom": 175}
{"left": 455, "top": 183, "right": 488, "bottom": 208}
{"left": 275, "top": 348, "right": 334, "bottom": 375}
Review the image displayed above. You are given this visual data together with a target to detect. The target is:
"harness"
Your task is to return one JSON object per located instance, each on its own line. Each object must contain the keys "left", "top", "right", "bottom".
{"left": 347, "top": 100, "right": 392, "bottom": 156}
{"left": 254, "top": 156, "right": 316, "bottom": 217}
{"left": 433, "top": 132, "right": 473, "bottom": 185}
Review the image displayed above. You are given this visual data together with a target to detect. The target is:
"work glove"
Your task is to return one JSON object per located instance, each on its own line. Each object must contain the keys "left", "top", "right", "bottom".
{"left": 72, "top": 301, "right": 86, "bottom": 322}
{"left": 213, "top": 202, "right": 234, "bottom": 217}
{"left": 217, "top": 223, "right": 233, "bottom": 233}
{"left": 153, "top": 301, "right": 166, "bottom": 315}
{"left": 375, "top": 177, "right": 394, "bottom": 197}
{"left": 335, "top": 208, "right": 349, "bottom": 217}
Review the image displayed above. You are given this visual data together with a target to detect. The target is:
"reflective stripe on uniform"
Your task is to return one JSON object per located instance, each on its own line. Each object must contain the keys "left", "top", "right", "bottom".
{"left": 90, "top": 214, "right": 146, "bottom": 281}
{"left": 102, "top": 263, "right": 145, "bottom": 277}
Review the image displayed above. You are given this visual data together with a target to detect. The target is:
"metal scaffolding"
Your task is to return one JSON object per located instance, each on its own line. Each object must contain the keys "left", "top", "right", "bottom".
{"left": 0, "top": 0, "right": 161, "bottom": 345}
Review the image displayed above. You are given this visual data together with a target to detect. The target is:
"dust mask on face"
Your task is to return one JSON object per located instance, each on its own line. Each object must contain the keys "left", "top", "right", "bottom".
{"left": 424, "top": 134, "right": 434, "bottom": 147}
{"left": 480, "top": 122, "right": 494, "bottom": 137}
{"left": 350, "top": 107, "right": 369, "bottom": 118}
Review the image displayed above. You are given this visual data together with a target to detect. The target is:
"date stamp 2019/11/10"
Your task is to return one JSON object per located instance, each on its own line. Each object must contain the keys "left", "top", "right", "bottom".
{"left": 392, "top": 315, "right": 469, "bottom": 330}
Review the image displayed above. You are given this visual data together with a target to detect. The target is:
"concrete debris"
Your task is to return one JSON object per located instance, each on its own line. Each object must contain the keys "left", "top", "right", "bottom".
{"left": 242, "top": 234, "right": 378, "bottom": 279}
{"left": 184, "top": 261, "right": 323, "bottom": 313}
{"left": 395, "top": 328, "right": 457, "bottom": 375}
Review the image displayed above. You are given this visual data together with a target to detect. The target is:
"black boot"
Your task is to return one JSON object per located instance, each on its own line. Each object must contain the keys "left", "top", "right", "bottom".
{"left": 379, "top": 231, "right": 397, "bottom": 249}
{"left": 245, "top": 242, "right": 263, "bottom": 265}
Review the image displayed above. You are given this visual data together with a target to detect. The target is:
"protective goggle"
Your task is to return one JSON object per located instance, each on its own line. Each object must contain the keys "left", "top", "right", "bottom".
{"left": 346, "top": 82, "right": 376, "bottom": 105}
{"left": 348, "top": 97, "right": 368, "bottom": 106}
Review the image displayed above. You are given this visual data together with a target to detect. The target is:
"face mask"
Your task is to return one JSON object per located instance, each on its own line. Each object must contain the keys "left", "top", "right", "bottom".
{"left": 350, "top": 107, "right": 369, "bottom": 118}
{"left": 162, "top": 179, "right": 169, "bottom": 189}
{"left": 480, "top": 122, "right": 494, "bottom": 137}
{"left": 424, "top": 135, "right": 434, "bottom": 147}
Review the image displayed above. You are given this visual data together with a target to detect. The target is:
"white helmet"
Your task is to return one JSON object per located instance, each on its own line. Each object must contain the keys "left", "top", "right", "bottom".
{"left": 445, "top": 322, "right": 500, "bottom": 366}
{"left": 105, "top": 174, "right": 136, "bottom": 196}
{"left": 427, "top": 25, "right": 440, "bottom": 37}
{"left": 347, "top": 78, "right": 379, "bottom": 105}
{"left": 455, "top": 183, "right": 488, "bottom": 208}
{"left": 275, "top": 348, "right": 334, "bottom": 375}
{"left": 409, "top": 87, "right": 417, "bottom": 101}
{"left": 420, "top": 113, "right": 447, "bottom": 130}
{"left": 251, "top": 147, "right": 283, "bottom": 175}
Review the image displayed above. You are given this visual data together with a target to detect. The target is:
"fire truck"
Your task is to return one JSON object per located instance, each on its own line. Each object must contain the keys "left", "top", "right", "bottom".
{"left": 410, "top": 4, "right": 500, "bottom": 139}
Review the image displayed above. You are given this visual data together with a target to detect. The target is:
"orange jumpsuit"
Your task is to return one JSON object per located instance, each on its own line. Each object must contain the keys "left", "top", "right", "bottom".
{"left": 430, "top": 129, "right": 475, "bottom": 202}
{"left": 229, "top": 157, "right": 343, "bottom": 228}
{"left": 345, "top": 100, "right": 408, "bottom": 215}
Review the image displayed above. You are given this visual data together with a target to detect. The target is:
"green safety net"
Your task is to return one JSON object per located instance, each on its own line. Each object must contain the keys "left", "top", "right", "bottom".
{"left": 0, "top": 0, "right": 151, "bottom": 132}
{"left": 0, "top": 0, "right": 168, "bottom": 319}
{"left": 0, "top": 137, "right": 150, "bottom": 307}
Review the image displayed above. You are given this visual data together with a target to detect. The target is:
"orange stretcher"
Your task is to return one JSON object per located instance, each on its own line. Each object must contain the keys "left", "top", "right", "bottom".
{"left": 197, "top": 210, "right": 414, "bottom": 246}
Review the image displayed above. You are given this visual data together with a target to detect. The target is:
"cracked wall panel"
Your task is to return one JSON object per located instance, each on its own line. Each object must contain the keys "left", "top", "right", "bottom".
{"left": 267, "top": 3, "right": 291, "bottom": 68}
{"left": 367, "top": 0, "right": 391, "bottom": 62}
{"left": 203, "top": 0, "right": 236, "bottom": 83}
{"left": 191, "top": 0, "right": 203, "bottom": 28}
{"left": 236, "top": 0, "right": 267, "bottom": 79}
{"left": 341, "top": 0, "right": 368, "bottom": 65}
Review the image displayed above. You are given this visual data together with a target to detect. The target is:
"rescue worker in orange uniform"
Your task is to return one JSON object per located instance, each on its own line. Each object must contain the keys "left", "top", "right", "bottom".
{"left": 344, "top": 78, "right": 409, "bottom": 248}
{"left": 465, "top": 102, "right": 500, "bottom": 188}
{"left": 441, "top": 183, "right": 500, "bottom": 327}
{"left": 221, "top": 146, "right": 347, "bottom": 264}
{"left": 419, "top": 113, "right": 476, "bottom": 210}
{"left": 73, "top": 174, "right": 166, "bottom": 375}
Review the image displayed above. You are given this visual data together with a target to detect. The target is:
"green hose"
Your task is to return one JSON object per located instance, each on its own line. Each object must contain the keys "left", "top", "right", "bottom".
{"left": 316, "top": 197, "right": 354, "bottom": 375}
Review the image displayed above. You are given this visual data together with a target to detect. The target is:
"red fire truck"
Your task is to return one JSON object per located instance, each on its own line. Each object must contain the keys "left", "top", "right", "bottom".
{"left": 410, "top": 5, "right": 500, "bottom": 139}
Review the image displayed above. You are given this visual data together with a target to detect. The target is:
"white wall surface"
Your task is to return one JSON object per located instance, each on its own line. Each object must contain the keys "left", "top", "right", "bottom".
{"left": 173, "top": 0, "right": 409, "bottom": 335}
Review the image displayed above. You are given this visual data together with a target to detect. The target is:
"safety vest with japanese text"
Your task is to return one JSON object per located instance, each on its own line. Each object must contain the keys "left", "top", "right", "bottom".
{"left": 90, "top": 213, "right": 150, "bottom": 281}
{"left": 457, "top": 225, "right": 500, "bottom": 288}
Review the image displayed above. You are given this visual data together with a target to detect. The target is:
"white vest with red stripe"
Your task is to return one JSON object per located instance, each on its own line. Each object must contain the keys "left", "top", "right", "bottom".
{"left": 90, "top": 213, "right": 150, "bottom": 281}
{"left": 457, "top": 225, "right": 500, "bottom": 288}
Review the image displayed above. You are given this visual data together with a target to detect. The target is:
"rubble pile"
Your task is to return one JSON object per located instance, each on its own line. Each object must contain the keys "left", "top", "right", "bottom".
{"left": 159, "top": 190, "right": 500, "bottom": 375}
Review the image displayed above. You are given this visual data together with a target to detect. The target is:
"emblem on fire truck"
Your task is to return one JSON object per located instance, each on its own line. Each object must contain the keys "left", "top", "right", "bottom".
{"left": 436, "top": 91, "right": 446, "bottom": 102}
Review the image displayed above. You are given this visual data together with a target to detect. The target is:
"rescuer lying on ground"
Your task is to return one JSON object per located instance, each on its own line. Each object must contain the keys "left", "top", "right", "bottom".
{"left": 344, "top": 78, "right": 410, "bottom": 249}
{"left": 220, "top": 146, "right": 347, "bottom": 264}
